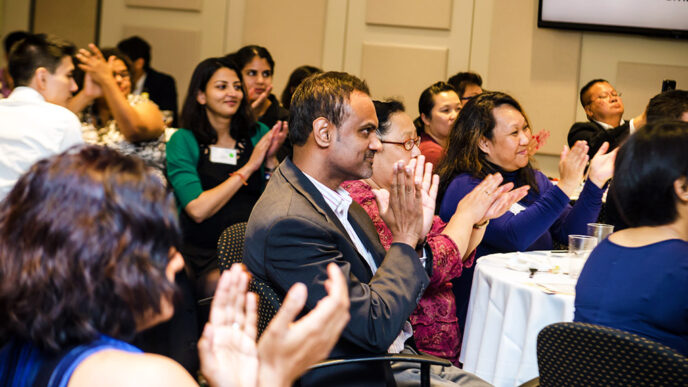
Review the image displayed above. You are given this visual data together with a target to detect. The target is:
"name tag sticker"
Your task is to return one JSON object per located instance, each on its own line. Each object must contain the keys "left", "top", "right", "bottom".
{"left": 209, "top": 146, "right": 237, "bottom": 165}
{"left": 509, "top": 202, "right": 526, "bottom": 215}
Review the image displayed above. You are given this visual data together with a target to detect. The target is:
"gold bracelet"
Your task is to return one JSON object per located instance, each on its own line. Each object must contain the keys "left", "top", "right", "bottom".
{"left": 473, "top": 219, "right": 489, "bottom": 229}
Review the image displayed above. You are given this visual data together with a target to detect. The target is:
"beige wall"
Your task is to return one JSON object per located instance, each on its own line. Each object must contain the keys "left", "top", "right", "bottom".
{"left": 4, "top": 0, "right": 688, "bottom": 178}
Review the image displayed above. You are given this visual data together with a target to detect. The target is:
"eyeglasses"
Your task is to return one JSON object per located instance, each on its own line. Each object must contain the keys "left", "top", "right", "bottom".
{"left": 113, "top": 71, "right": 130, "bottom": 79}
{"left": 380, "top": 136, "right": 421, "bottom": 151}
{"left": 587, "top": 91, "right": 622, "bottom": 105}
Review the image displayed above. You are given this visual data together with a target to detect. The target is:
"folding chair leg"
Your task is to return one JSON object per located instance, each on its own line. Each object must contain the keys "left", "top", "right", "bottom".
{"left": 420, "top": 363, "right": 430, "bottom": 387}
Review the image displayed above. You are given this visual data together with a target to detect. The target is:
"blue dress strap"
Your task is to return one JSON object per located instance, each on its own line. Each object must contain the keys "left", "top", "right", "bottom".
{"left": 41, "top": 335, "right": 142, "bottom": 387}
{"left": 0, "top": 335, "right": 141, "bottom": 387}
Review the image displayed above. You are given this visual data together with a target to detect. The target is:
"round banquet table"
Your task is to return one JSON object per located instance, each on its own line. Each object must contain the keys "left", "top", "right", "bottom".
{"left": 459, "top": 252, "right": 577, "bottom": 387}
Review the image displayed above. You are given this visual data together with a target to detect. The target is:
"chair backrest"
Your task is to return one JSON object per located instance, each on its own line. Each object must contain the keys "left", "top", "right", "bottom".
{"left": 537, "top": 322, "right": 688, "bottom": 386}
{"left": 249, "top": 276, "right": 282, "bottom": 337}
{"left": 217, "top": 221, "right": 281, "bottom": 337}
{"left": 217, "top": 221, "right": 248, "bottom": 271}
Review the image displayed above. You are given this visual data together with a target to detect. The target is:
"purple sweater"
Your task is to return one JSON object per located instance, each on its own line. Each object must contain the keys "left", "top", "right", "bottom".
{"left": 439, "top": 169, "right": 604, "bottom": 257}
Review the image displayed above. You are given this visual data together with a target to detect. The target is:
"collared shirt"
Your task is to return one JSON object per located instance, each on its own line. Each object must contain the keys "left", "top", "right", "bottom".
{"left": 304, "top": 173, "right": 378, "bottom": 272}
{"left": 593, "top": 118, "right": 637, "bottom": 134}
{"left": 133, "top": 72, "right": 147, "bottom": 95}
{"left": 303, "top": 172, "right": 414, "bottom": 353}
{"left": 0, "top": 87, "right": 83, "bottom": 199}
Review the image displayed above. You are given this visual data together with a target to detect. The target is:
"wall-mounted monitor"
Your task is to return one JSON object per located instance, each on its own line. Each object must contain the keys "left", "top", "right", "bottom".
{"left": 538, "top": 0, "right": 688, "bottom": 39}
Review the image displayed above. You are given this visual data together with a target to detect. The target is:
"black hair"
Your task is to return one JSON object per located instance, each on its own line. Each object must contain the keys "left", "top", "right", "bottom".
{"left": 414, "top": 81, "right": 457, "bottom": 133}
{"left": 447, "top": 71, "right": 483, "bottom": 98}
{"left": 373, "top": 99, "right": 405, "bottom": 137}
{"left": 437, "top": 91, "right": 539, "bottom": 200}
{"left": 116, "top": 36, "right": 151, "bottom": 70}
{"left": 0, "top": 145, "right": 180, "bottom": 353}
{"left": 646, "top": 89, "right": 688, "bottom": 124}
{"left": 100, "top": 47, "right": 134, "bottom": 77}
{"left": 289, "top": 71, "right": 370, "bottom": 146}
{"left": 579, "top": 78, "right": 608, "bottom": 106}
{"left": 281, "top": 65, "right": 322, "bottom": 109}
{"left": 3, "top": 30, "right": 29, "bottom": 55}
{"left": 7, "top": 33, "right": 76, "bottom": 87}
{"left": 233, "top": 45, "right": 275, "bottom": 73}
{"left": 610, "top": 120, "right": 688, "bottom": 227}
{"left": 180, "top": 56, "right": 256, "bottom": 146}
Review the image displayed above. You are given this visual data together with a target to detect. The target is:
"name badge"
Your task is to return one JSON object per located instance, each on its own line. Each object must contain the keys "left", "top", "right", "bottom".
{"left": 209, "top": 146, "right": 237, "bottom": 165}
{"left": 509, "top": 202, "right": 526, "bottom": 215}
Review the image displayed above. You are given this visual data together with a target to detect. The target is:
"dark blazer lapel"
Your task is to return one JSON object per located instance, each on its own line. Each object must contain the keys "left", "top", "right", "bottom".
{"left": 278, "top": 158, "right": 356, "bottom": 247}
{"left": 348, "top": 203, "right": 386, "bottom": 268}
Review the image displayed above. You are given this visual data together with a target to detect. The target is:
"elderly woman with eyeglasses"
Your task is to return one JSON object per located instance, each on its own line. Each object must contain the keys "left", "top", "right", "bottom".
{"left": 341, "top": 99, "right": 528, "bottom": 365}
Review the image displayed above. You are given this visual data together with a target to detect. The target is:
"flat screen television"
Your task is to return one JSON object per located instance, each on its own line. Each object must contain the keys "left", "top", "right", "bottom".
{"left": 538, "top": 0, "right": 688, "bottom": 39}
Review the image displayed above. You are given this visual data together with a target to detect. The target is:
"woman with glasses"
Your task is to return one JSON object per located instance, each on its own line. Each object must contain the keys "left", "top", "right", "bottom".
{"left": 414, "top": 82, "right": 461, "bottom": 167}
{"left": 69, "top": 45, "right": 166, "bottom": 174}
{"left": 341, "top": 99, "right": 528, "bottom": 365}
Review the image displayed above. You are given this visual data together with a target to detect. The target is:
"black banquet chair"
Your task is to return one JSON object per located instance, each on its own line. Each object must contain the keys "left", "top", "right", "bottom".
{"left": 216, "top": 222, "right": 452, "bottom": 387}
{"left": 536, "top": 322, "right": 688, "bottom": 387}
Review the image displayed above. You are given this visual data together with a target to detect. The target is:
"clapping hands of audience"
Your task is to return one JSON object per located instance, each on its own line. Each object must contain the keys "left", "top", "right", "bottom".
{"left": 198, "top": 263, "right": 350, "bottom": 387}
{"left": 457, "top": 173, "right": 531, "bottom": 227}
{"left": 373, "top": 158, "right": 428, "bottom": 249}
{"left": 587, "top": 141, "right": 617, "bottom": 188}
{"left": 556, "top": 140, "right": 590, "bottom": 198}
{"left": 527, "top": 129, "right": 550, "bottom": 157}
{"left": 75, "top": 44, "right": 118, "bottom": 92}
{"left": 442, "top": 173, "right": 530, "bottom": 258}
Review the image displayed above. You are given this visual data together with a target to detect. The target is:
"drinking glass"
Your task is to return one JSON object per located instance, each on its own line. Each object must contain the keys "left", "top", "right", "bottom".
{"left": 587, "top": 223, "right": 614, "bottom": 242}
{"left": 568, "top": 235, "right": 597, "bottom": 279}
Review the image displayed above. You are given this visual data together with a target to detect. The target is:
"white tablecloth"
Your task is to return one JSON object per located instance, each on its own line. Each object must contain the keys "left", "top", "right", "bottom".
{"left": 459, "top": 252, "right": 576, "bottom": 387}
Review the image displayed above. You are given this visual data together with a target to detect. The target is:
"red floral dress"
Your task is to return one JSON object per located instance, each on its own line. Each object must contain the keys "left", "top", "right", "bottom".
{"left": 341, "top": 180, "right": 475, "bottom": 366}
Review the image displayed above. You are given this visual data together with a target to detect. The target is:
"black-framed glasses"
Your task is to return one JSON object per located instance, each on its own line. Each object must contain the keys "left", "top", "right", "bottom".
{"left": 380, "top": 136, "right": 421, "bottom": 151}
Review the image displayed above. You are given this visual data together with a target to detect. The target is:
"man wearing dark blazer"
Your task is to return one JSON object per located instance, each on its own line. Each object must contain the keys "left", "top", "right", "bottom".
{"left": 568, "top": 79, "right": 644, "bottom": 158}
{"left": 117, "top": 36, "right": 178, "bottom": 127}
{"left": 244, "top": 72, "right": 488, "bottom": 386}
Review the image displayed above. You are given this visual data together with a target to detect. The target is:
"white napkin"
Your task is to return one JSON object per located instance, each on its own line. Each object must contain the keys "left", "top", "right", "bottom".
{"left": 506, "top": 251, "right": 553, "bottom": 272}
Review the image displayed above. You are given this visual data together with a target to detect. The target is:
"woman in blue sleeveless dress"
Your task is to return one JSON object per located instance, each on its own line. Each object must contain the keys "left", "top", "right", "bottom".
{"left": 0, "top": 145, "right": 349, "bottom": 387}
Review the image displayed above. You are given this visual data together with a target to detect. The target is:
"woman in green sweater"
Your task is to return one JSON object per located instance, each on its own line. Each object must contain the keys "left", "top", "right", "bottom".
{"left": 167, "top": 56, "right": 286, "bottom": 297}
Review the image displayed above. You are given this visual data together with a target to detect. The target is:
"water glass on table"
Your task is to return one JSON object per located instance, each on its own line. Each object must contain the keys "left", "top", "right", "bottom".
{"left": 587, "top": 223, "right": 614, "bottom": 243}
{"left": 568, "top": 235, "right": 597, "bottom": 279}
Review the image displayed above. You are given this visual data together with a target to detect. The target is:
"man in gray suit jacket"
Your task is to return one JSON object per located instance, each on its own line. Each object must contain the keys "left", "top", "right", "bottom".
{"left": 244, "top": 72, "right": 488, "bottom": 386}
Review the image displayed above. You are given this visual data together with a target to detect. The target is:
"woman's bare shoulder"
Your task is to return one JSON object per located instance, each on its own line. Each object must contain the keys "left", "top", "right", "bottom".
{"left": 68, "top": 349, "right": 197, "bottom": 387}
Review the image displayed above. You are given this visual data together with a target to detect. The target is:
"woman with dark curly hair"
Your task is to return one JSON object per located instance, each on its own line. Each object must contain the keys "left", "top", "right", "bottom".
{"left": 0, "top": 145, "right": 350, "bottom": 387}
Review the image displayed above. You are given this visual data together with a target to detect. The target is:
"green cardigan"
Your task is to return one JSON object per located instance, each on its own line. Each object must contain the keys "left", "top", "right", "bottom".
{"left": 166, "top": 122, "right": 270, "bottom": 209}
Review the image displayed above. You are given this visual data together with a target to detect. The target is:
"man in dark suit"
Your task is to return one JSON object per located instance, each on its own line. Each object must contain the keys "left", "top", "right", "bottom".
{"left": 117, "top": 36, "right": 178, "bottom": 127}
{"left": 568, "top": 79, "right": 644, "bottom": 158}
{"left": 244, "top": 72, "right": 488, "bottom": 386}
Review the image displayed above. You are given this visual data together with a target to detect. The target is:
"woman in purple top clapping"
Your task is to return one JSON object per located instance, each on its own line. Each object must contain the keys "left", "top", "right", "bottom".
{"left": 436, "top": 91, "right": 616, "bottom": 332}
